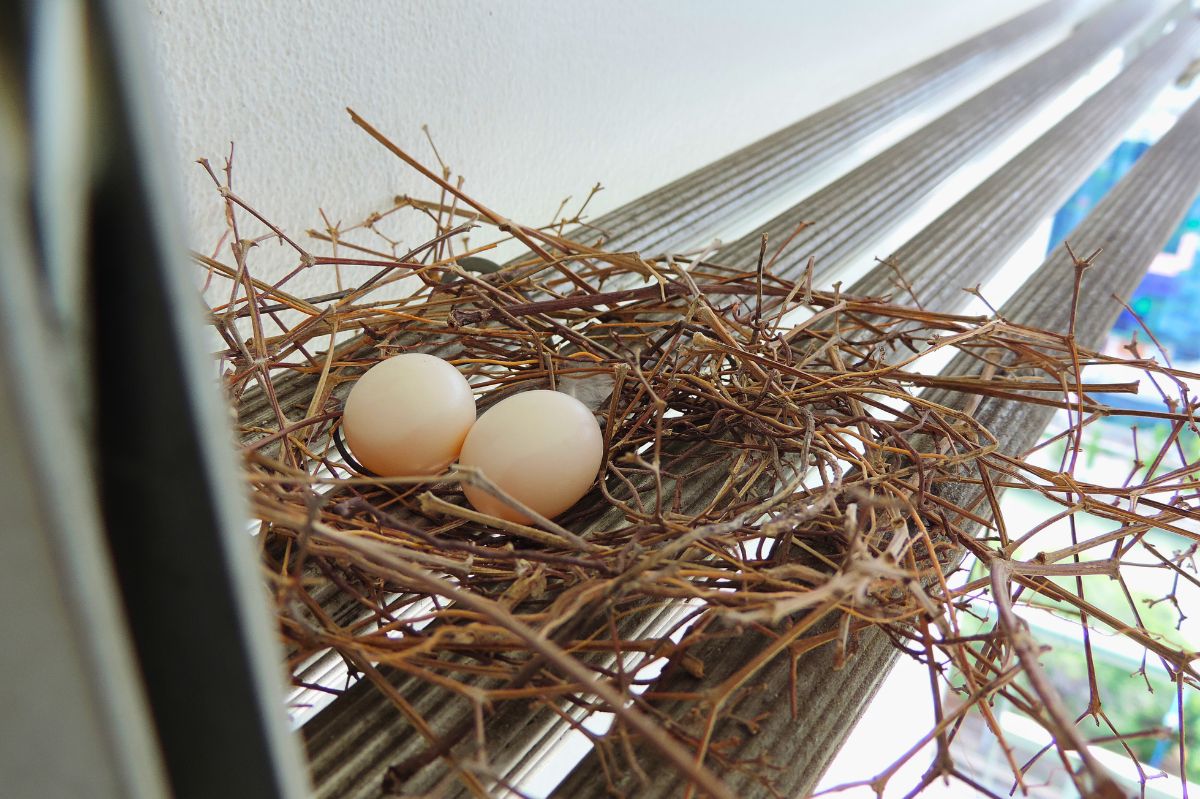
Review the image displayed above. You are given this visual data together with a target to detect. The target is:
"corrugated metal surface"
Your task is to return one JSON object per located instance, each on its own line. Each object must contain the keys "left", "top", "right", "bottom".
{"left": 552, "top": 31, "right": 1200, "bottom": 799}
{"left": 475, "top": 16, "right": 1200, "bottom": 798}
{"left": 300, "top": 3, "right": 1176, "bottom": 797}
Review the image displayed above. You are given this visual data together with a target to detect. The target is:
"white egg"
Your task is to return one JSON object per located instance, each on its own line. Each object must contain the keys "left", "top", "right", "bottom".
{"left": 459, "top": 390, "right": 604, "bottom": 523}
{"left": 342, "top": 353, "right": 476, "bottom": 476}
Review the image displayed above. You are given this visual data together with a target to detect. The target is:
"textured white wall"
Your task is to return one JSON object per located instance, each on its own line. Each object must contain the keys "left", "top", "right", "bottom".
{"left": 143, "top": 0, "right": 1051, "bottom": 295}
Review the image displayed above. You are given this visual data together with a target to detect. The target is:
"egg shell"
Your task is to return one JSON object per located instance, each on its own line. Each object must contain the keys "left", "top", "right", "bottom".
{"left": 459, "top": 390, "right": 603, "bottom": 523}
{"left": 342, "top": 353, "right": 476, "bottom": 476}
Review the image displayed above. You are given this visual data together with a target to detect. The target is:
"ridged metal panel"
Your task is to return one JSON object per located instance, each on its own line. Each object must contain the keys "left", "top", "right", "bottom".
{"left": 713, "top": 0, "right": 1157, "bottom": 284}
{"left": 552, "top": 61, "right": 1200, "bottom": 799}
{"left": 941, "top": 84, "right": 1200, "bottom": 447}
{"left": 849, "top": 17, "right": 1200, "bottom": 309}
{"left": 566, "top": 0, "right": 1082, "bottom": 258}
{"left": 300, "top": 4, "right": 1167, "bottom": 798}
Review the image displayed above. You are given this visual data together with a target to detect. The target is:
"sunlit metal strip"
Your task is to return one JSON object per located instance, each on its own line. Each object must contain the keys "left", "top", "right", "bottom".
{"left": 940, "top": 85, "right": 1200, "bottom": 452}
{"left": 714, "top": 0, "right": 1159, "bottom": 282}
{"left": 850, "top": 16, "right": 1200, "bottom": 307}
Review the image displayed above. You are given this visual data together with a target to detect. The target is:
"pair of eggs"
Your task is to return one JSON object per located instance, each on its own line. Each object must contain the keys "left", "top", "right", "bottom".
{"left": 340, "top": 354, "right": 603, "bottom": 523}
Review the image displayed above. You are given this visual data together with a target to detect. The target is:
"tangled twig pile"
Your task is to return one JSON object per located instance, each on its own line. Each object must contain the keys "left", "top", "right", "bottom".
{"left": 198, "top": 121, "right": 1200, "bottom": 798}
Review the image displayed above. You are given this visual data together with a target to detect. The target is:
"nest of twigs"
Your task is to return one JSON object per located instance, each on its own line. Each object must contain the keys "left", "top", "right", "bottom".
{"left": 197, "top": 115, "right": 1200, "bottom": 799}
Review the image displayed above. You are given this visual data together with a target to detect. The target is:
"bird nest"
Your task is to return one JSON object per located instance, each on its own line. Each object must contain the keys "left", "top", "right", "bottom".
{"left": 197, "top": 113, "right": 1200, "bottom": 798}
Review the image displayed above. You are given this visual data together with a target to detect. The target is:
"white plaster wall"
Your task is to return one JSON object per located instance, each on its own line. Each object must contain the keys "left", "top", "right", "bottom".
{"left": 143, "top": 0, "right": 1051, "bottom": 296}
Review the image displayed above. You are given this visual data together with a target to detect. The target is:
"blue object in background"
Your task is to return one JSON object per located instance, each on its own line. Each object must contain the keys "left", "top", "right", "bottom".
{"left": 1048, "top": 140, "right": 1200, "bottom": 363}
{"left": 1048, "top": 140, "right": 1150, "bottom": 252}
{"left": 1109, "top": 192, "right": 1200, "bottom": 361}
